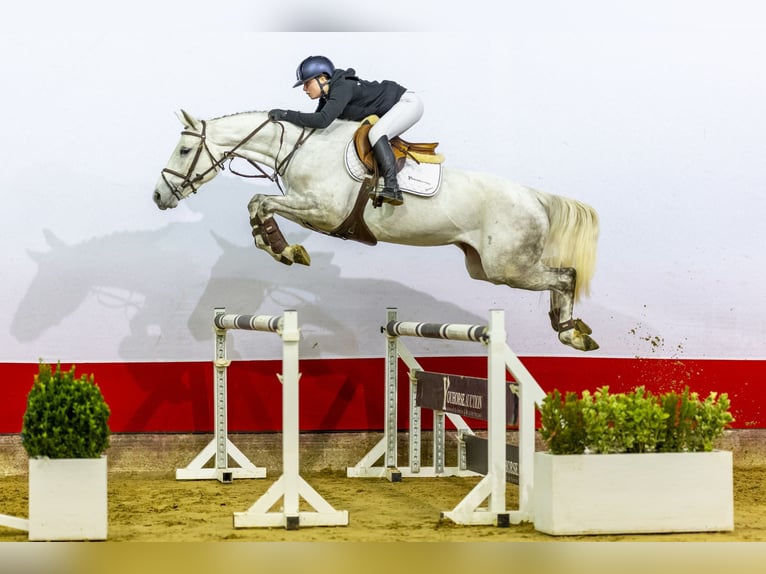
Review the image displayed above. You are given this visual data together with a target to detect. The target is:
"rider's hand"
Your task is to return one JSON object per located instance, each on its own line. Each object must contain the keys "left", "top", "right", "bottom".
{"left": 268, "top": 109, "right": 288, "bottom": 121}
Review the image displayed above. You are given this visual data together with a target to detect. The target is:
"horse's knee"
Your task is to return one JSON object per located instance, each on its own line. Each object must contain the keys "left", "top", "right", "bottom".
{"left": 248, "top": 195, "right": 269, "bottom": 220}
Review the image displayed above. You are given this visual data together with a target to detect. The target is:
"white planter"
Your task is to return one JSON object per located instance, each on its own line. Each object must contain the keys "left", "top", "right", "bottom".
{"left": 533, "top": 450, "right": 733, "bottom": 535}
{"left": 28, "top": 456, "right": 108, "bottom": 541}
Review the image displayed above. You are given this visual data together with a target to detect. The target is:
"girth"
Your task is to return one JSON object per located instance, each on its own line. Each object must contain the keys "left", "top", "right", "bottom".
{"left": 329, "top": 176, "right": 379, "bottom": 246}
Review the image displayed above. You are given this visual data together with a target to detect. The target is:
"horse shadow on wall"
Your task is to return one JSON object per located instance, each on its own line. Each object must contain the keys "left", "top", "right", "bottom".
{"left": 11, "top": 187, "right": 486, "bottom": 430}
{"left": 11, "top": 233, "right": 485, "bottom": 358}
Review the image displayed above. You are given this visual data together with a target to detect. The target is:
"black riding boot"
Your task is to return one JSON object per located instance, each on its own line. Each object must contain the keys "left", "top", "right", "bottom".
{"left": 372, "top": 136, "right": 403, "bottom": 206}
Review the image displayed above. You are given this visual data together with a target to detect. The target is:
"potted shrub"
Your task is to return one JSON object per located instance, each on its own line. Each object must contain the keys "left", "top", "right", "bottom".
{"left": 533, "top": 385, "right": 734, "bottom": 535}
{"left": 21, "top": 362, "right": 111, "bottom": 540}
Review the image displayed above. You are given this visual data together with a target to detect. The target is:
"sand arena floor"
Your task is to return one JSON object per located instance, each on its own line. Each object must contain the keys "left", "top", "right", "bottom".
{"left": 1, "top": 431, "right": 765, "bottom": 543}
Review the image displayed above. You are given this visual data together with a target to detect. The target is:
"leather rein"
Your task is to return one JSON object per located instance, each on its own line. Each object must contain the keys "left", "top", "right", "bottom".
{"left": 161, "top": 118, "right": 316, "bottom": 200}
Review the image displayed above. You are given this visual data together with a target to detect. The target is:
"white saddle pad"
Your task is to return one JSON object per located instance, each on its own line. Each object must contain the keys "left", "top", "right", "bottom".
{"left": 344, "top": 141, "right": 442, "bottom": 197}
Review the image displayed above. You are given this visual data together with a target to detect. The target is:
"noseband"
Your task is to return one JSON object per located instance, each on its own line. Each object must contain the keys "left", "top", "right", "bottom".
{"left": 160, "top": 119, "right": 220, "bottom": 200}
{"left": 161, "top": 118, "right": 315, "bottom": 200}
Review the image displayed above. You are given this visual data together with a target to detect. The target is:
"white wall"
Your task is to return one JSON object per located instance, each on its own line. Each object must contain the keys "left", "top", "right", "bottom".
{"left": 2, "top": 1, "right": 764, "bottom": 363}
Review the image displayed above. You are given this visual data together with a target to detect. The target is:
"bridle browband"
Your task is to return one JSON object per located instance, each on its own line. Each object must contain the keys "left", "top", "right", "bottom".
{"left": 161, "top": 117, "right": 316, "bottom": 200}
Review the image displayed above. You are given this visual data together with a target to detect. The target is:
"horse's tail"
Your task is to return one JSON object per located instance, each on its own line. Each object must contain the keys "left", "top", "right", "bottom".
{"left": 537, "top": 191, "right": 599, "bottom": 301}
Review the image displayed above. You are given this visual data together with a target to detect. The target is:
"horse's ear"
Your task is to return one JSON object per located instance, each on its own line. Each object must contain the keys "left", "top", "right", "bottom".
{"left": 27, "top": 229, "right": 66, "bottom": 261}
{"left": 176, "top": 109, "right": 201, "bottom": 131}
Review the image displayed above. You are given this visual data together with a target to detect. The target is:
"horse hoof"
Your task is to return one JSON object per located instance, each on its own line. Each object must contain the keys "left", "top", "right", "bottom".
{"left": 290, "top": 244, "right": 311, "bottom": 266}
{"left": 559, "top": 329, "right": 600, "bottom": 352}
{"left": 574, "top": 318, "right": 593, "bottom": 335}
{"left": 581, "top": 334, "right": 599, "bottom": 351}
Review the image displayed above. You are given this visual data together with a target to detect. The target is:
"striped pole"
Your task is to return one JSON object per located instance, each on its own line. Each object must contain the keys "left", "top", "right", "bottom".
{"left": 213, "top": 313, "right": 281, "bottom": 333}
{"left": 384, "top": 320, "right": 488, "bottom": 343}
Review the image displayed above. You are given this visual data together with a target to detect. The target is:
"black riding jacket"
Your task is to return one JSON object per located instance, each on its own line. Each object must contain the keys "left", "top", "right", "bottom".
{"left": 284, "top": 68, "right": 407, "bottom": 129}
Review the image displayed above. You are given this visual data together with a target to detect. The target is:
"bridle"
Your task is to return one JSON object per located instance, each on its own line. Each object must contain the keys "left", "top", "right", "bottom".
{"left": 160, "top": 118, "right": 316, "bottom": 200}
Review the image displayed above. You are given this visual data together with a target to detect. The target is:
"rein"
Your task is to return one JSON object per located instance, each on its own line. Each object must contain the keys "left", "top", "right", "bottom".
{"left": 161, "top": 118, "right": 316, "bottom": 199}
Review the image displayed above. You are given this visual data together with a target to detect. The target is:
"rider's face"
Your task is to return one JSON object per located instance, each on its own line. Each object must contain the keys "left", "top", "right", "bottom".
{"left": 303, "top": 77, "right": 325, "bottom": 99}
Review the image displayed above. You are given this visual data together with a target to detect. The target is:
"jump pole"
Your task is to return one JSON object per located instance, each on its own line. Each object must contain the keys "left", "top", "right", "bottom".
{"left": 227, "top": 309, "right": 348, "bottom": 529}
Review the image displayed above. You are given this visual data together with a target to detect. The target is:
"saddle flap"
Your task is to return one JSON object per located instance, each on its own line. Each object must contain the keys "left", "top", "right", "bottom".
{"left": 353, "top": 122, "right": 377, "bottom": 172}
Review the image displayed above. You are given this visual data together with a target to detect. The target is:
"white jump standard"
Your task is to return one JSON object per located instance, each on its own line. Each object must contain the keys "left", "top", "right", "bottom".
{"left": 175, "top": 309, "right": 271, "bottom": 482}
{"left": 217, "top": 309, "right": 348, "bottom": 529}
{"left": 347, "top": 308, "right": 545, "bottom": 526}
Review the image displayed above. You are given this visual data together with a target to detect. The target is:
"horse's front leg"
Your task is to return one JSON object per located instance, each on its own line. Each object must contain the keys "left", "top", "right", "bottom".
{"left": 248, "top": 194, "right": 311, "bottom": 266}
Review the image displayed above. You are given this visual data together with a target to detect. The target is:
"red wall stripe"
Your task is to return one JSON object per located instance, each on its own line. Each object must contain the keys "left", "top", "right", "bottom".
{"left": 2, "top": 357, "right": 763, "bottom": 433}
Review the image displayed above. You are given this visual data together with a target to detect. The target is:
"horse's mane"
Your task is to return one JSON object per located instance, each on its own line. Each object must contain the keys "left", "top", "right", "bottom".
{"left": 207, "top": 110, "right": 265, "bottom": 121}
{"left": 206, "top": 110, "right": 361, "bottom": 128}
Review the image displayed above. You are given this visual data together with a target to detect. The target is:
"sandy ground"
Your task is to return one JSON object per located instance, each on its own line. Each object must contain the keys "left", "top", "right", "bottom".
{"left": 3, "top": 433, "right": 766, "bottom": 574}
{"left": 1, "top": 465, "right": 765, "bottom": 542}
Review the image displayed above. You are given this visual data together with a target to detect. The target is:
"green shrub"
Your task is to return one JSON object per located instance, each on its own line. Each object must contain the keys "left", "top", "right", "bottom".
{"left": 658, "top": 388, "right": 734, "bottom": 453}
{"left": 538, "top": 385, "right": 733, "bottom": 455}
{"left": 21, "top": 362, "right": 111, "bottom": 459}
{"left": 538, "top": 389, "right": 586, "bottom": 454}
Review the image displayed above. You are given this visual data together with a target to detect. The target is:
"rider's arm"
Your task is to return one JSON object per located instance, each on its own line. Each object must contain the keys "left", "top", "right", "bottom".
{"left": 282, "top": 81, "right": 354, "bottom": 129}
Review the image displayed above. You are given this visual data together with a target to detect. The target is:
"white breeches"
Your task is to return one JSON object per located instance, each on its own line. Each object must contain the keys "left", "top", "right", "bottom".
{"left": 368, "top": 91, "right": 424, "bottom": 145}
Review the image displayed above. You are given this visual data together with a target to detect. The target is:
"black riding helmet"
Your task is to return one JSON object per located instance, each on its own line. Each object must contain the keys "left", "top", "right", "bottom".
{"left": 293, "top": 55, "right": 335, "bottom": 88}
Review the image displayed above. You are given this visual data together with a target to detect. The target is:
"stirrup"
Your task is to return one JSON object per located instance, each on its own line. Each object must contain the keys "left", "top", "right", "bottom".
{"left": 377, "top": 187, "right": 403, "bottom": 206}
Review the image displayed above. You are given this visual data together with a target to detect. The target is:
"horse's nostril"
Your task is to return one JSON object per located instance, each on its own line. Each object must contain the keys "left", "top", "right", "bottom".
{"left": 153, "top": 190, "right": 161, "bottom": 203}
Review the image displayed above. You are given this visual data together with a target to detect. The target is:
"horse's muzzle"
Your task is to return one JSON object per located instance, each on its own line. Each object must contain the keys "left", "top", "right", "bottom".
{"left": 153, "top": 189, "right": 173, "bottom": 210}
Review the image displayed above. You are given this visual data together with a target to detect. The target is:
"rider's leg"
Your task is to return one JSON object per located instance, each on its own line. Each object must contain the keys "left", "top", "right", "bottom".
{"left": 369, "top": 91, "right": 424, "bottom": 206}
{"left": 371, "top": 136, "right": 402, "bottom": 205}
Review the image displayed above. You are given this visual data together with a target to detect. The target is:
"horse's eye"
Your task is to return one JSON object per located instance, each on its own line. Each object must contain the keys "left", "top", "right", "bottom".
{"left": 180, "top": 147, "right": 191, "bottom": 156}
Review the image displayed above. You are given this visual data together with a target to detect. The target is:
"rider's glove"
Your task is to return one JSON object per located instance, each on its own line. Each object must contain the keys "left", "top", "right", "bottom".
{"left": 268, "top": 109, "right": 288, "bottom": 121}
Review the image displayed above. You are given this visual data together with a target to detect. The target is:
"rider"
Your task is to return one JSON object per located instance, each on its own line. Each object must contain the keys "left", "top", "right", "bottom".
{"left": 268, "top": 55, "right": 423, "bottom": 206}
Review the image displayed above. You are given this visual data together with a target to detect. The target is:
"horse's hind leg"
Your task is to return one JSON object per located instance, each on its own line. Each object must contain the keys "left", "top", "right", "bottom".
{"left": 465, "top": 243, "right": 598, "bottom": 352}
{"left": 545, "top": 268, "right": 598, "bottom": 351}
{"left": 548, "top": 280, "right": 591, "bottom": 335}
{"left": 248, "top": 195, "right": 311, "bottom": 266}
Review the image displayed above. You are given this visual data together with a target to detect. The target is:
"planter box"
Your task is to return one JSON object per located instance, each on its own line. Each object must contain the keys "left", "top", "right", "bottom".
{"left": 28, "top": 456, "right": 108, "bottom": 541}
{"left": 533, "top": 450, "right": 733, "bottom": 535}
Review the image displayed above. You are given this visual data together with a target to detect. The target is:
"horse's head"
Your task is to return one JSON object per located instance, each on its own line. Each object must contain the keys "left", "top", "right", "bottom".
{"left": 153, "top": 110, "right": 224, "bottom": 210}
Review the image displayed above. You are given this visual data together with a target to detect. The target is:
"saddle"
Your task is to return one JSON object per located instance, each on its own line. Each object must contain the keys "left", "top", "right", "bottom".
{"left": 353, "top": 116, "right": 444, "bottom": 173}
{"left": 331, "top": 117, "right": 444, "bottom": 247}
